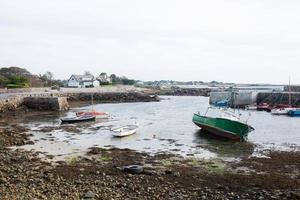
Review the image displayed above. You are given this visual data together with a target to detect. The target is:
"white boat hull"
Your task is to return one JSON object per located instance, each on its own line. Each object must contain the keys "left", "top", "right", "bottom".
{"left": 111, "top": 125, "right": 138, "bottom": 137}
{"left": 95, "top": 114, "right": 109, "bottom": 119}
{"left": 245, "top": 105, "right": 257, "bottom": 110}
{"left": 271, "top": 108, "right": 295, "bottom": 115}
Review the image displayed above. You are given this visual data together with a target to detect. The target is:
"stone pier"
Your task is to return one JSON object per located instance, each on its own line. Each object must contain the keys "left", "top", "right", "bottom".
{"left": 0, "top": 96, "right": 24, "bottom": 112}
{"left": 23, "top": 97, "right": 69, "bottom": 111}
{"left": 257, "top": 92, "right": 300, "bottom": 106}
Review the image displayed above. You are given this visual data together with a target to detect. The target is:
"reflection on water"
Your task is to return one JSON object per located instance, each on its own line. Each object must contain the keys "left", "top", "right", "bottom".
{"left": 194, "top": 130, "right": 255, "bottom": 159}
{"left": 7, "top": 96, "right": 300, "bottom": 160}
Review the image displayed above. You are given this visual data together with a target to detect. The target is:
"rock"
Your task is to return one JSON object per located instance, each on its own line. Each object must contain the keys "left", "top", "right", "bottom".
{"left": 83, "top": 191, "right": 95, "bottom": 199}
{"left": 173, "top": 171, "right": 180, "bottom": 177}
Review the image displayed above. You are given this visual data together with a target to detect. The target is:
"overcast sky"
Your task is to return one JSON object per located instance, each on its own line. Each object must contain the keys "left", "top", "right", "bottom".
{"left": 0, "top": 0, "right": 300, "bottom": 84}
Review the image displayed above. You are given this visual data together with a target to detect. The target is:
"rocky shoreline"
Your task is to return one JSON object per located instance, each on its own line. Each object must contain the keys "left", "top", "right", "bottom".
{"left": 156, "top": 87, "right": 210, "bottom": 97}
{"left": 0, "top": 121, "right": 299, "bottom": 199}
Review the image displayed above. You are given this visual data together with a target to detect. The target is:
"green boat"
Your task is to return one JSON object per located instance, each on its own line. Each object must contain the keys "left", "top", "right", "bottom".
{"left": 192, "top": 110, "right": 254, "bottom": 141}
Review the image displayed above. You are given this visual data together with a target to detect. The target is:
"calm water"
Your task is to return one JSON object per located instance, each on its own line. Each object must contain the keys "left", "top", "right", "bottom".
{"left": 18, "top": 96, "right": 300, "bottom": 160}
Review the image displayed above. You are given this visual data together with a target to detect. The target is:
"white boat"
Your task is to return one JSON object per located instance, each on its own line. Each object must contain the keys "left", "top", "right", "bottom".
{"left": 271, "top": 77, "right": 295, "bottom": 115}
{"left": 271, "top": 107, "right": 295, "bottom": 115}
{"left": 245, "top": 105, "right": 257, "bottom": 110}
{"left": 111, "top": 125, "right": 138, "bottom": 137}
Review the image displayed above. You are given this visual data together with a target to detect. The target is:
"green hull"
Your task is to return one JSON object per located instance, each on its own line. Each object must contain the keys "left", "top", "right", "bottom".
{"left": 192, "top": 113, "right": 254, "bottom": 141}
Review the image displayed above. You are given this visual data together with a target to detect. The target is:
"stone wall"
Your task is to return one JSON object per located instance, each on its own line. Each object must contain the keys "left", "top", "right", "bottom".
{"left": 23, "top": 97, "right": 69, "bottom": 111}
{"left": 284, "top": 85, "right": 300, "bottom": 92}
{"left": 67, "top": 92, "right": 160, "bottom": 103}
{"left": 0, "top": 90, "right": 158, "bottom": 113}
{"left": 257, "top": 92, "right": 300, "bottom": 106}
{"left": 156, "top": 88, "right": 210, "bottom": 96}
{"left": 0, "top": 96, "right": 24, "bottom": 112}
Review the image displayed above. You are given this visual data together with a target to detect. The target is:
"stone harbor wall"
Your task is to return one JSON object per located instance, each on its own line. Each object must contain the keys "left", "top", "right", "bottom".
{"left": 67, "top": 92, "right": 160, "bottom": 103}
{"left": 0, "top": 96, "right": 24, "bottom": 112}
{"left": 0, "top": 91, "right": 158, "bottom": 113}
{"left": 23, "top": 97, "right": 69, "bottom": 111}
{"left": 257, "top": 92, "right": 300, "bottom": 106}
{"left": 156, "top": 88, "right": 210, "bottom": 96}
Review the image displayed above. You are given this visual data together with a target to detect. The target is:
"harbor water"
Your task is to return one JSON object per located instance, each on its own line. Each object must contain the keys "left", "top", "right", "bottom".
{"left": 12, "top": 96, "right": 300, "bottom": 160}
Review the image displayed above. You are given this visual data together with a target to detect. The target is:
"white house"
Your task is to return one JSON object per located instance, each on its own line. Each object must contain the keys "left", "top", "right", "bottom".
{"left": 67, "top": 74, "right": 95, "bottom": 88}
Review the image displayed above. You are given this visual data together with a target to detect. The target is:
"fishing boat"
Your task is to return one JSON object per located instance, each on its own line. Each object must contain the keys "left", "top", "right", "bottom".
{"left": 271, "top": 105, "right": 295, "bottom": 115}
{"left": 271, "top": 78, "right": 295, "bottom": 115}
{"left": 61, "top": 115, "right": 96, "bottom": 123}
{"left": 111, "top": 124, "right": 138, "bottom": 137}
{"left": 76, "top": 111, "right": 109, "bottom": 119}
{"left": 214, "top": 99, "right": 230, "bottom": 107}
{"left": 288, "top": 109, "right": 300, "bottom": 117}
{"left": 257, "top": 103, "right": 271, "bottom": 112}
{"left": 245, "top": 104, "right": 257, "bottom": 110}
{"left": 192, "top": 108, "right": 254, "bottom": 141}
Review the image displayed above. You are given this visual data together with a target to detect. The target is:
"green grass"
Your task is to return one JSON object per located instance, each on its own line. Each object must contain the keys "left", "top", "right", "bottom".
{"left": 65, "top": 156, "right": 79, "bottom": 166}
{"left": 99, "top": 153, "right": 112, "bottom": 162}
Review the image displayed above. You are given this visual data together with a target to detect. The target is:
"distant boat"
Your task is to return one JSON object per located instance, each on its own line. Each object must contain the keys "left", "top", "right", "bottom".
{"left": 214, "top": 99, "right": 230, "bottom": 107}
{"left": 76, "top": 94, "right": 109, "bottom": 119}
{"left": 192, "top": 108, "right": 254, "bottom": 141}
{"left": 245, "top": 105, "right": 257, "bottom": 110}
{"left": 257, "top": 103, "right": 271, "bottom": 112}
{"left": 61, "top": 115, "right": 96, "bottom": 123}
{"left": 111, "top": 124, "right": 138, "bottom": 137}
{"left": 288, "top": 109, "right": 300, "bottom": 117}
{"left": 271, "top": 78, "right": 295, "bottom": 115}
{"left": 271, "top": 105, "right": 295, "bottom": 115}
{"left": 76, "top": 111, "right": 109, "bottom": 119}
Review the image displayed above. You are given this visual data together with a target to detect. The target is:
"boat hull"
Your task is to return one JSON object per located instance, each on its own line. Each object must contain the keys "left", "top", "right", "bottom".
{"left": 192, "top": 113, "right": 254, "bottom": 141}
{"left": 271, "top": 108, "right": 294, "bottom": 115}
{"left": 112, "top": 129, "right": 137, "bottom": 137}
{"left": 111, "top": 125, "right": 138, "bottom": 137}
{"left": 61, "top": 116, "right": 96, "bottom": 123}
{"left": 288, "top": 110, "right": 300, "bottom": 117}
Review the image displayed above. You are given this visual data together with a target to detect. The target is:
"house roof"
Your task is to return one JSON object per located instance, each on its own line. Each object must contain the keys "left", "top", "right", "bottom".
{"left": 70, "top": 74, "right": 94, "bottom": 82}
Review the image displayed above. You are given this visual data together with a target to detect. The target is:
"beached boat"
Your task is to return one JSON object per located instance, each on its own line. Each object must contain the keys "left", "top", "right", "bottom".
{"left": 192, "top": 108, "right": 254, "bottom": 141}
{"left": 61, "top": 115, "right": 96, "bottom": 123}
{"left": 76, "top": 111, "right": 109, "bottom": 119}
{"left": 288, "top": 109, "right": 300, "bottom": 117}
{"left": 111, "top": 125, "right": 138, "bottom": 137}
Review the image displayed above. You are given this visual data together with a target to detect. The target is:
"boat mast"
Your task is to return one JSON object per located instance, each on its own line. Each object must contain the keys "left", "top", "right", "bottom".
{"left": 288, "top": 77, "right": 291, "bottom": 105}
{"left": 91, "top": 93, "right": 94, "bottom": 111}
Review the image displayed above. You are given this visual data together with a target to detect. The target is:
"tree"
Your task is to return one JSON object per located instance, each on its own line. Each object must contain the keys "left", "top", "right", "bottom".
{"left": 7, "top": 76, "right": 29, "bottom": 88}
{"left": 0, "top": 75, "right": 8, "bottom": 87}
{"left": 45, "top": 71, "right": 54, "bottom": 86}
{"left": 109, "top": 74, "right": 120, "bottom": 85}
{"left": 44, "top": 71, "right": 54, "bottom": 80}
{"left": 84, "top": 71, "right": 93, "bottom": 76}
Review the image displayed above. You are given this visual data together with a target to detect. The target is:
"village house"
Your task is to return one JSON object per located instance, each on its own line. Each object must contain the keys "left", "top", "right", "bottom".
{"left": 67, "top": 74, "right": 97, "bottom": 88}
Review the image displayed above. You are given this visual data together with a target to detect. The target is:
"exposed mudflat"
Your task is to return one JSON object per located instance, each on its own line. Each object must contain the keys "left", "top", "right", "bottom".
{"left": 0, "top": 122, "right": 299, "bottom": 199}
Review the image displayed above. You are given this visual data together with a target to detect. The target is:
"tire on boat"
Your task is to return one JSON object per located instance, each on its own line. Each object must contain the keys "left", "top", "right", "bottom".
{"left": 123, "top": 165, "right": 143, "bottom": 174}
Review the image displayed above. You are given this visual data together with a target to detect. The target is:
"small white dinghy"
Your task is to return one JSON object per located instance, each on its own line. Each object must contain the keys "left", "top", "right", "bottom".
{"left": 111, "top": 124, "right": 138, "bottom": 137}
